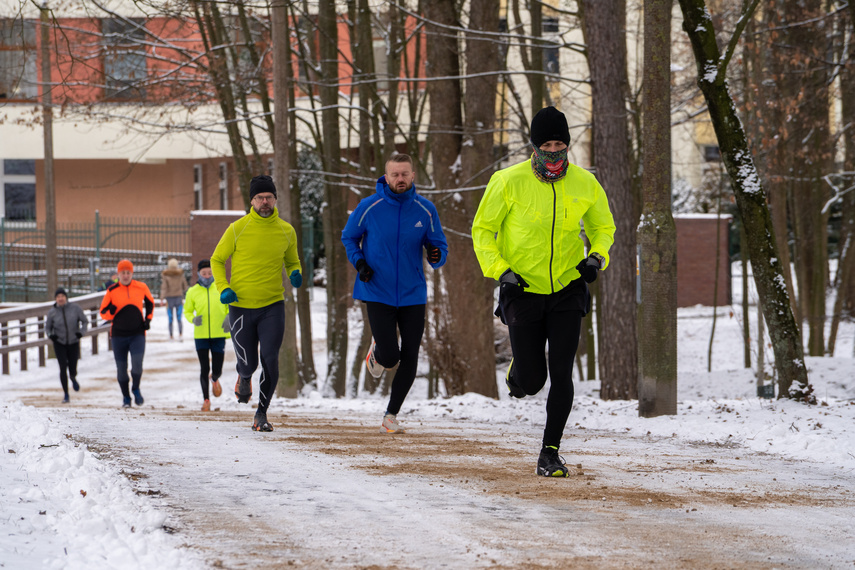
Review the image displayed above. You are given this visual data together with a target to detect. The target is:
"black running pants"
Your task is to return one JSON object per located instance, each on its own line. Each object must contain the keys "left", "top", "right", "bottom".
{"left": 53, "top": 341, "right": 80, "bottom": 394}
{"left": 195, "top": 338, "right": 226, "bottom": 400}
{"left": 365, "top": 302, "right": 425, "bottom": 416}
{"left": 228, "top": 302, "right": 285, "bottom": 412}
{"left": 500, "top": 279, "right": 587, "bottom": 449}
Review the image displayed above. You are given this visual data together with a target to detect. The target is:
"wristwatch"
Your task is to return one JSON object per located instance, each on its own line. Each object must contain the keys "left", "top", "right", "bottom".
{"left": 590, "top": 252, "right": 605, "bottom": 269}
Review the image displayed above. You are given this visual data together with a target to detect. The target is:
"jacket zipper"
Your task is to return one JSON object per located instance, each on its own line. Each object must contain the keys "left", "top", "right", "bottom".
{"left": 207, "top": 286, "right": 212, "bottom": 338}
{"left": 62, "top": 306, "right": 69, "bottom": 343}
{"left": 549, "top": 183, "right": 557, "bottom": 294}
{"left": 396, "top": 202, "right": 401, "bottom": 306}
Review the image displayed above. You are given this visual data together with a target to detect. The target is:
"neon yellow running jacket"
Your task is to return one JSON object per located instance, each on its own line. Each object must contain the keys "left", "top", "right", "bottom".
{"left": 472, "top": 159, "right": 616, "bottom": 295}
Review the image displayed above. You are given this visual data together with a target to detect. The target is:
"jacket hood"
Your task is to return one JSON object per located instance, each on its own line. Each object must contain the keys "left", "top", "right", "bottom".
{"left": 162, "top": 268, "right": 184, "bottom": 277}
{"left": 377, "top": 176, "right": 416, "bottom": 204}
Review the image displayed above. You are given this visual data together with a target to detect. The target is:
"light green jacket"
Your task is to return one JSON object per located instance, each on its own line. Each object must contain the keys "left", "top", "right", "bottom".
{"left": 184, "top": 282, "right": 230, "bottom": 340}
{"left": 472, "top": 159, "right": 616, "bottom": 295}
{"left": 211, "top": 207, "right": 302, "bottom": 309}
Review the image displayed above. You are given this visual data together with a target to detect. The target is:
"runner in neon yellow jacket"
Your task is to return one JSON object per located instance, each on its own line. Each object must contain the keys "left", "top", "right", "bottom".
{"left": 184, "top": 259, "right": 230, "bottom": 411}
{"left": 472, "top": 156, "right": 615, "bottom": 294}
{"left": 472, "top": 106, "right": 616, "bottom": 478}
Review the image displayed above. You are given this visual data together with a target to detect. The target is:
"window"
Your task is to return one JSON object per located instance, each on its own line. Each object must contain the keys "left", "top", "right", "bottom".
{"left": 544, "top": 43, "right": 560, "bottom": 80}
{"left": 102, "top": 18, "right": 147, "bottom": 99}
{"left": 219, "top": 163, "right": 228, "bottom": 210}
{"left": 1, "top": 159, "right": 36, "bottom": 220}
{"left": 0, "top": 18, "right": 38, "bottom": 101}
{"left": 543, "top": 18, "right": 559, "bottom": 34}
{"left": 193, "top": 164, "right": 203, "bottom": 210}
{"left": 703, "top": 145, "right": 721, "bottom": 162}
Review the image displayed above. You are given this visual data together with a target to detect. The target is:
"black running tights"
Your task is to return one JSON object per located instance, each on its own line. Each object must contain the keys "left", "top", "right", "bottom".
{"left": 365, "top": 302, "right": 425, "bottom": 416}
{"left": 507, "top": 310, "right": 583, "bottom": 449}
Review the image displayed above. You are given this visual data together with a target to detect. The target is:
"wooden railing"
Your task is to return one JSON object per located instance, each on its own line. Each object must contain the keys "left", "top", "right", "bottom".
{"left": 0, "top": 291, "right": 111, "bottom": 375}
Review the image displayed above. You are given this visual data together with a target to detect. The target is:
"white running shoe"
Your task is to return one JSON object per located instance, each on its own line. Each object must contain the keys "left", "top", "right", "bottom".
{"left": 365, "top": 341, "right": 385, "bottom": 378}
{"left": 380, "top": 413, "right": 404, "bottom": 434}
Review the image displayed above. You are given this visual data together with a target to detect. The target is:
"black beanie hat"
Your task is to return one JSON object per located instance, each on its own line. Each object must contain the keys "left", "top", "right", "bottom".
{"left": 530, "top": 106, "right": 571, "bottom": 148}
{"left": 249, "top": 175, "right": 277, "bottom": 200}
{"left": 198, "top": 259, "right": 211, "bottom": 271}
{"left": 55, "top": 287, "right": 67, "bottom": 298}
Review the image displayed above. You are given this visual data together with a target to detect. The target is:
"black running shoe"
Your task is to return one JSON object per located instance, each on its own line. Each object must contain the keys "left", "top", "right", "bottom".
{"left": 252, "top": 410, "right": 273, "bottom": 432}
{"left": 235, "top": 376, "right": 252, "bottom": 403}
{"left": 71, "top": 378, "right": 80, "bottom": 392}
{"left": 537, "top": 445, "right": 570, "bottom": 477}
{"left": 505, "top": 359, "right": 525, "bottom": 399}
{"left": 132, "top": 388, "right": 144, "bottom": 406}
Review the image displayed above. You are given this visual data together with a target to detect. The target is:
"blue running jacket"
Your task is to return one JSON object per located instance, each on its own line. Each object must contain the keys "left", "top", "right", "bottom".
{"left": 341, "top": 176, "right": 448, "bottom": 307}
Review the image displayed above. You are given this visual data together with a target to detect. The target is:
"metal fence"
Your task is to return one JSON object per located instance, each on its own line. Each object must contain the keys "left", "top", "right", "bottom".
{"left": 1, "top": 212, "right": 190, "bottom": 302}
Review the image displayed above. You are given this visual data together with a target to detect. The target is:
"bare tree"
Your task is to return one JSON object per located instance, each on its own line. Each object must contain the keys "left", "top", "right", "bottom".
{"left": 318, "top": 0, "right": 349, "bottom": 397}
{"left": 678, "top": 0, "right": 813, "bottom": 400}
{"left": 454, "top": 0, "right": 500, "bottom": 398}
{"left": 638, "top": 0, "right": 677, "bottom": 417}
{"left": 580, "top": 0, "right": 639, "bottom": 401}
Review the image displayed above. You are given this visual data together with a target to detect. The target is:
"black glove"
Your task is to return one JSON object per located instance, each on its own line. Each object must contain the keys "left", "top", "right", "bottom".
{"left": 143, "top": 320, "right": 151, "bottom": 331}
{"left": 576, "top": 253, "right": 604, "bottom": 283}
{"left": 355, "top": 259, "right": 374, "bottom": 283}
{"left": 49, "top": 334, "right": 58, "bottom": 342}
{"left": 75, "top": 332, "right": 82, "bottom": 339}
{"left": 499, "top": 269, "right": 529, "bottom": 302}
{"left": 426, "top": 244, "right": 441, "bottom": 264}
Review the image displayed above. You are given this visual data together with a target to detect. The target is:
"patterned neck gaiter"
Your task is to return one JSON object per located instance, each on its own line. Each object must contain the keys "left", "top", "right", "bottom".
{"left": 531, "top": 147, "right": 569, "bottom": 183}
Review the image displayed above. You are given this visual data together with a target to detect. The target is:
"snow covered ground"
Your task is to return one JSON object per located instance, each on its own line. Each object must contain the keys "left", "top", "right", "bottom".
{"left": 2, "top": 271, "right": 855, "bottom": 568}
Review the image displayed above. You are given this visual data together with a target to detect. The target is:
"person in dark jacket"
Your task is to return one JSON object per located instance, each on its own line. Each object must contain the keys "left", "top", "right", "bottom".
{"left": 45, "top": 288, "right": 88, "bottom": 403}
{"left": 99, "top": 259, "right": 154, "bottom": 408}
{"left": 341, "top": 153, "right": 448, "bottom": 433}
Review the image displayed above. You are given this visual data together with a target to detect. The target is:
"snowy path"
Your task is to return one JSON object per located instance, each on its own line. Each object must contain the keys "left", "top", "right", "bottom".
{"left": 4, "top": 332, "right": 854, "bottom": 569}
{"left": 3, "top": 299, "right": 855, "bottom": 568}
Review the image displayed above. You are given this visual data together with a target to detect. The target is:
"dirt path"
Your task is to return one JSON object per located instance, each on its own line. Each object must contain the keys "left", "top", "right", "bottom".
{"left": 22, "top": 401, "right": 853, "bottom": 569}
{"left": 11, "top": 336, "right": 855, "bottom": 568}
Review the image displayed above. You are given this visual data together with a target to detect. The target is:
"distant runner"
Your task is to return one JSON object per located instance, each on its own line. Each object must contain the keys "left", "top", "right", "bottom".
{"left": 46, "top": 287, "right": 88, "bottom": 403}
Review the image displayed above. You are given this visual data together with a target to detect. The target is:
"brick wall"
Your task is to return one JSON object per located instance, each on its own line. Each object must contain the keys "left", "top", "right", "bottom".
{"left": 189, "top": 210, "right": 245, "bottom": 284}
{"left": 675, "top": 214, "right": 732, "bottom": 307}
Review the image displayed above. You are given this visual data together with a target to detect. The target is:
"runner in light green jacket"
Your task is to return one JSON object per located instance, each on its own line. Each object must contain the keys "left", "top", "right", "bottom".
{"left": 210, "top": 175, "right": 303, "bottom": 432}
{"left": 472, "top": 106, "right": 616, "bottom": 478}
{"left": 184, "top": 259, "right": 230, "bottom": 411}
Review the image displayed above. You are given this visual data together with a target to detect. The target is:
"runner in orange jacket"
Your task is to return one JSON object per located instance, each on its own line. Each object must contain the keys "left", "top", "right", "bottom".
{"left": 100, "top": 259, "right": 154, "bottom": 408}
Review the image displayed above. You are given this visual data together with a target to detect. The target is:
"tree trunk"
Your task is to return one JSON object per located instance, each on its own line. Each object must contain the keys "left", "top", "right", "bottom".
{"left": 448, "top": 0, "right": 501, "bottom": 398}
{"left": 348, "top": 0, "right": 377, "bottom": 393}
{"left": 272, "top": 0, "right": 299, "bottom": 398}
{"left": 319, "top": 0, "right": 348, "bottom": 397}
{"left": 638, "top": 0, "right": 677, "bottom": 417}
{"left": 283, "top": 2, "right": 316, "bottom": 386}
{"left": 745, "top": 4, "right": 800, "bottom": 327}
{"left": 581, "top": 0, "right": 639, "bottom": 400}
{"left": 828, "top": 4, "right": 855, "bottom": 355}
{"left": 192, "top": 1, "right": 253, "bottom": 208}
{"left": 424, "top": 0, "right": 465, "bottom": 395}
{"left": 678, "top": 0, "right": 813, "bottom": 401}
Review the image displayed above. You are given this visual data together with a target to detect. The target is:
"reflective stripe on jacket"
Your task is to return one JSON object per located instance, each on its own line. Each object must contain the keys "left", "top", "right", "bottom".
{"left": 472, "top": 159, "right": 616, "bottom": 295}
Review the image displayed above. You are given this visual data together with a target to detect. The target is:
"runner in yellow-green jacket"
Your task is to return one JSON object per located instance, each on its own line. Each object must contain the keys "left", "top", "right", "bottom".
{"left": 184, "top": 259, "right": 230, "bottom": 412}
{"left": 472, "top": 106, "right": 616, "bottom": 478}
{"left": 210, "top": 175, "right": 303, "bottom": 432}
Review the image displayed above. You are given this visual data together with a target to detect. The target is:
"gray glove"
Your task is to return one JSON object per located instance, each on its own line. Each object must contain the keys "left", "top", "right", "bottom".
{"left": 192, "top": 315, "right": 203, "bottom": 326}
{"left": 222, "top": 316, "right": 230, "bottom": 333}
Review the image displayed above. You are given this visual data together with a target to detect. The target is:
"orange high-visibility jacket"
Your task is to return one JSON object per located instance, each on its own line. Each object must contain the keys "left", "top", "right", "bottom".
{"left": 99, "top": 280, "right": 154, "bottom": 337}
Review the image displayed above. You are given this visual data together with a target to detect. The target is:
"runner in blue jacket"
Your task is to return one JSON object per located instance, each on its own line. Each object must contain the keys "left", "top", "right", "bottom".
{"left": 341, "top": 154, "right": 448, "bottom": 433}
